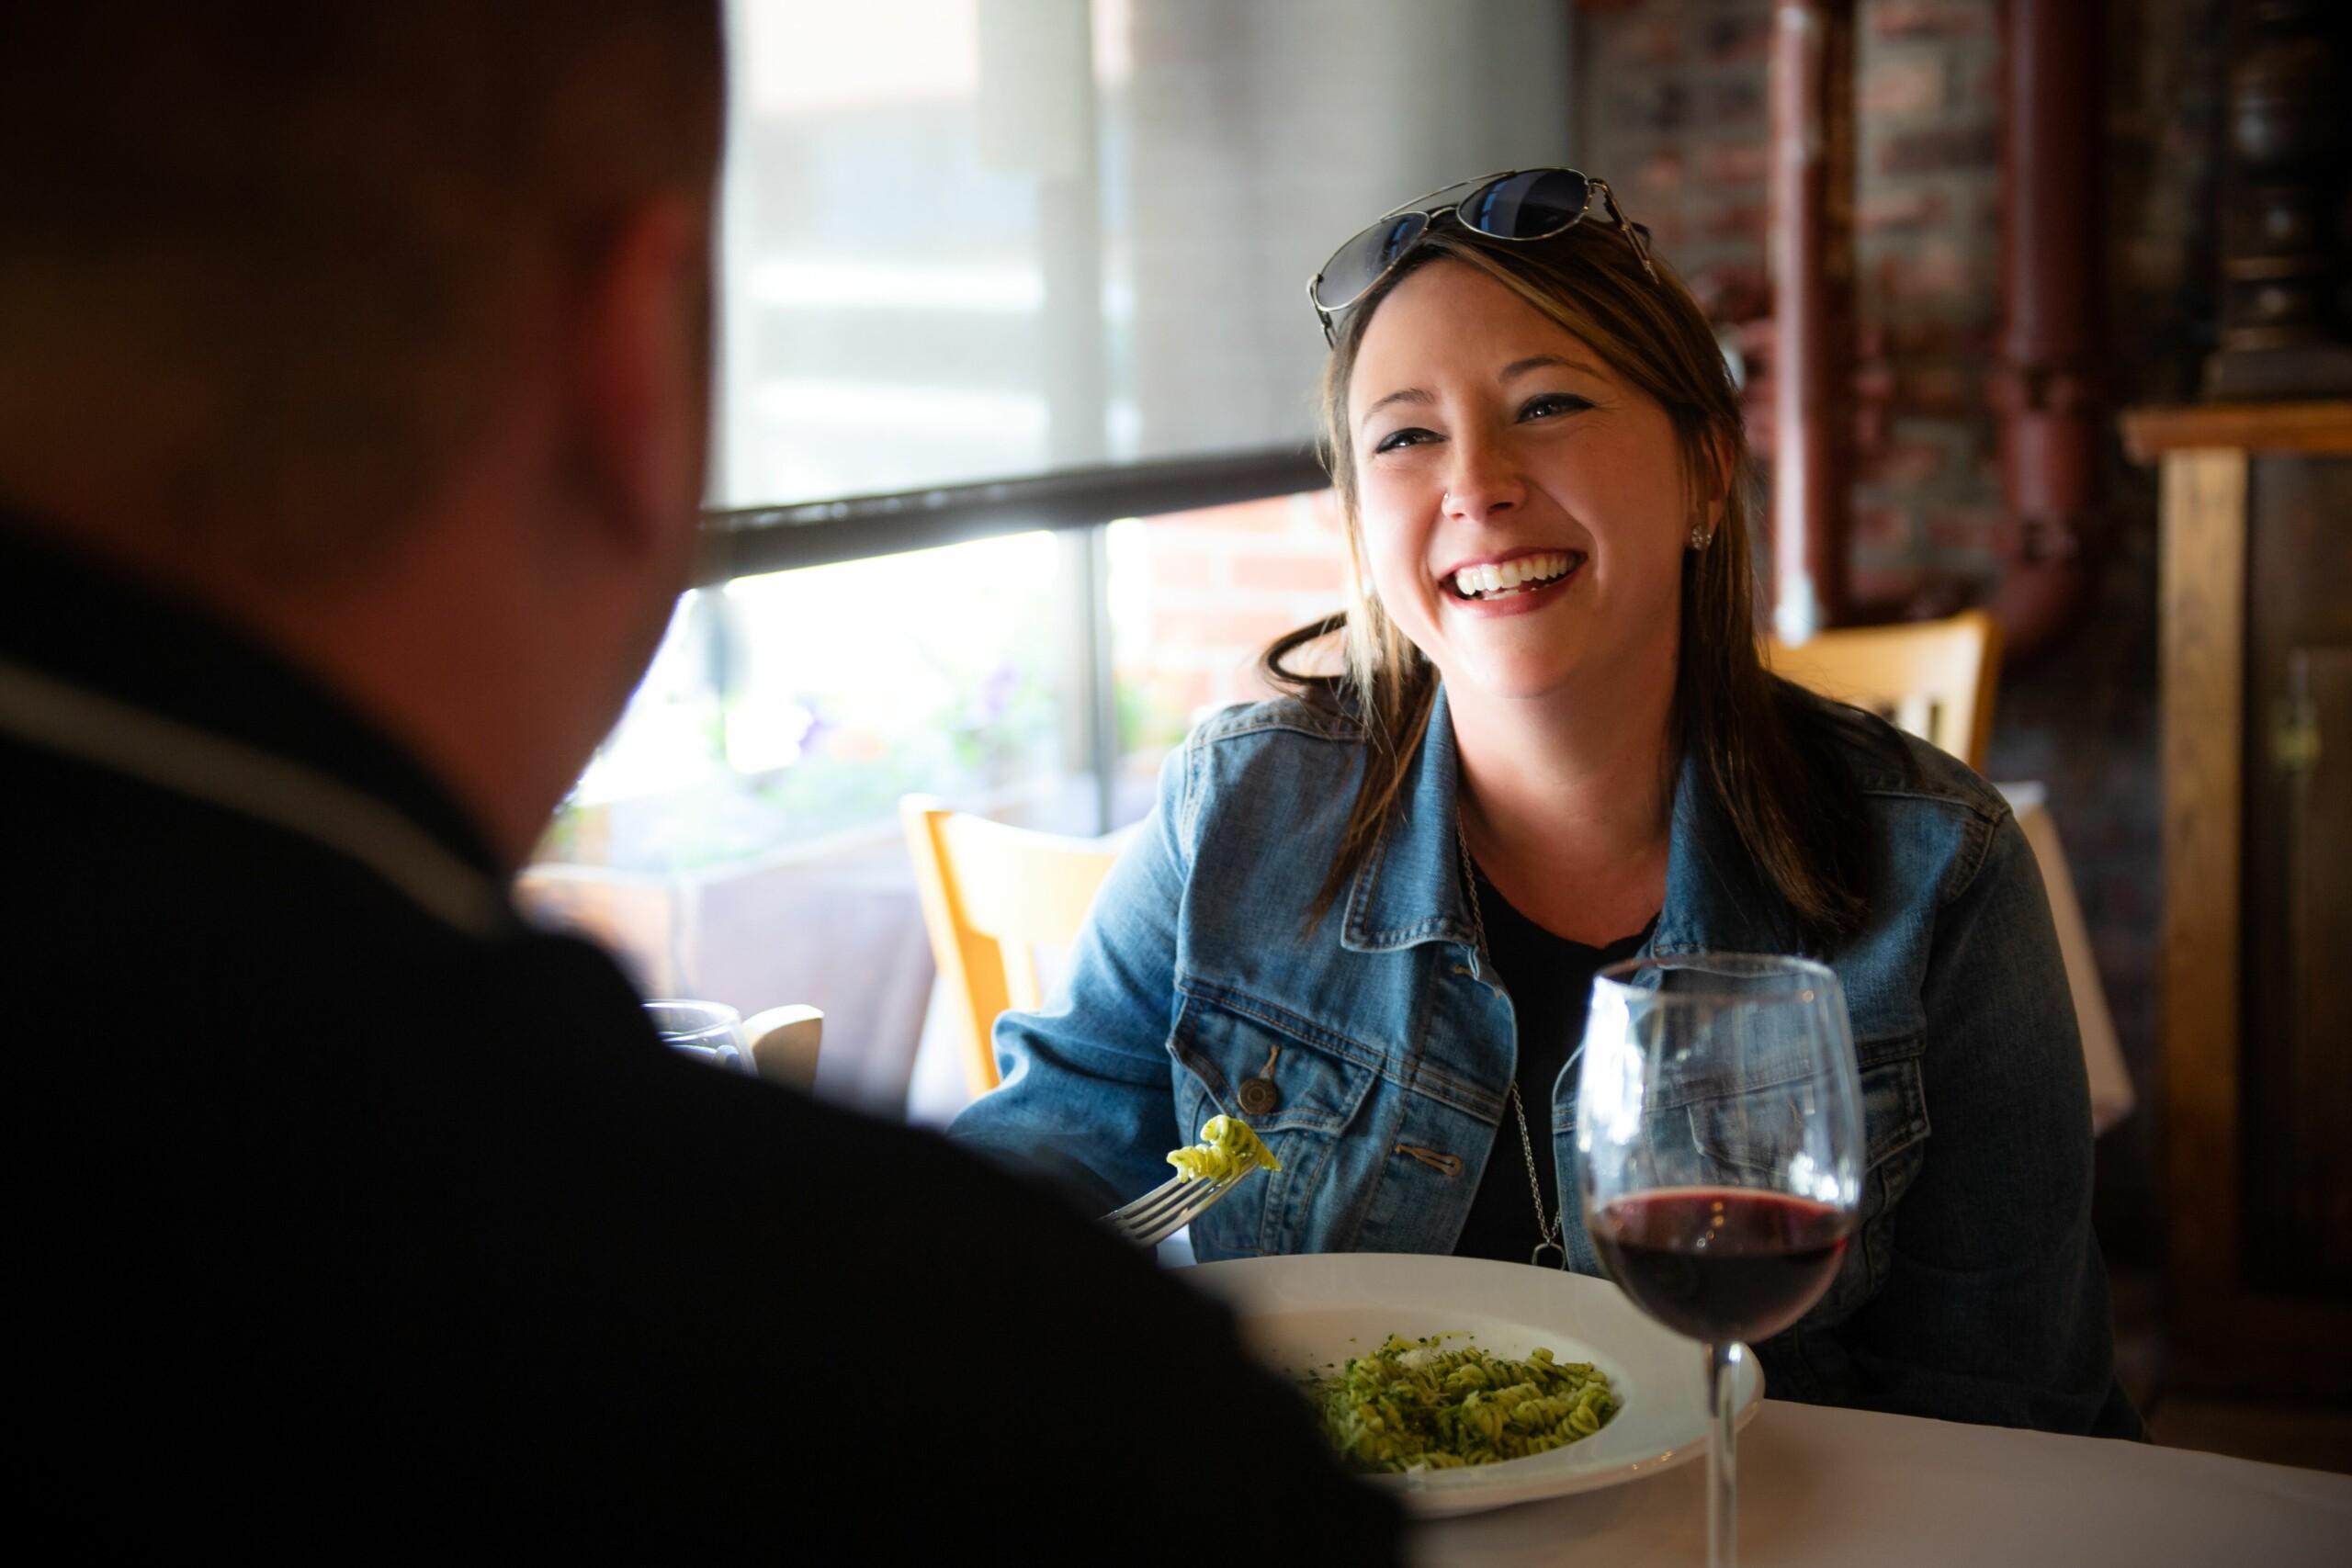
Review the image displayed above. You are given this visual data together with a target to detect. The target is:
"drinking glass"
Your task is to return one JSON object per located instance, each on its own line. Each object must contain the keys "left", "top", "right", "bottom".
{"left": 643, "top": 998, "right": 753, "bottom": 1076}
{"left": 1575, "top": 954, "right": 1863, "bottom": 1568}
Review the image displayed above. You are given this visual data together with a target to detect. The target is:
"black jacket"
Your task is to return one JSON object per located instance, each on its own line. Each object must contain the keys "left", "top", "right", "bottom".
{"left": 3, "top": 517, "right": 1401, "bottom": 1560}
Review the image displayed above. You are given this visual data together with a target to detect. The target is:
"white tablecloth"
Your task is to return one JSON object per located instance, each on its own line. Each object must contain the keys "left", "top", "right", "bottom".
{"left": 1411, "top": 1401, "right": 2352, "bottom": 1568}
{"left": 1415, "top": 1399, "right": 2352, "bottom": 1566}
{"left": 1999, "top": 782, "right": 2136, "bottom": 1134}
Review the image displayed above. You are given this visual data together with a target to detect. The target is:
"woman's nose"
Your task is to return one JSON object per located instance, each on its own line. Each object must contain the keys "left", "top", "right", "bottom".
{"left": 1441, "top": 437, "right": 1525, "bottom": 522}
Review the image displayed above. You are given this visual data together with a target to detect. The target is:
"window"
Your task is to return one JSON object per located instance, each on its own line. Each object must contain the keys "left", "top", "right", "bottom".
{"left": 712, "top": 0, "right": 1576, "bottom": 502}
{"left": 527, "top": 0, "right": 1574, "bottom": 1122}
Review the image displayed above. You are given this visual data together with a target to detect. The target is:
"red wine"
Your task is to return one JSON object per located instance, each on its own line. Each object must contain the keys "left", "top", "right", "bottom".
{"left": 1590, "top": 1188, "right": 1852, "bottom": 1344}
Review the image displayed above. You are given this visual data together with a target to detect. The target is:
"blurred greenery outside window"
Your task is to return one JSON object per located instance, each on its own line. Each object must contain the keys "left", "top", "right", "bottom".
{"left": 534, "top": 484, "right": 1357, "bottom": 875}
{"left": 533, "top": 520, "right": 1235, "bottom": 875}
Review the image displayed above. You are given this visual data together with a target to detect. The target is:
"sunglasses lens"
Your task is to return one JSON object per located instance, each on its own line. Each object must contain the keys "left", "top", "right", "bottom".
{"left": 1458, "top": 169, "right": 1591, "bottom": 241}
{"left": 1314, "top": 210, "right": 1430, "bottom": 314}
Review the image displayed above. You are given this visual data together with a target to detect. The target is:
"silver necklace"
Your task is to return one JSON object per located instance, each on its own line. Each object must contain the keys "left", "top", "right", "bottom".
{"left": 1455, "top": 821, "right": 1569, "bottom": 1269}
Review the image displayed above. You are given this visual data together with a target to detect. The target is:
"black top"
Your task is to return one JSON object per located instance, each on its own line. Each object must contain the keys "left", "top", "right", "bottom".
{"left": 1452, "top": 860, "right": 1652, "bottom": 1268}
{"left": 2, "top": 517, "right": 1401, "bottom": 1562}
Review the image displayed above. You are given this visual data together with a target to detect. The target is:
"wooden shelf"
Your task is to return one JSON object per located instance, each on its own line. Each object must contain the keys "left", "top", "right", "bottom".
{"left": 2121, "top": 400, "right": 2352, "bottom": 462}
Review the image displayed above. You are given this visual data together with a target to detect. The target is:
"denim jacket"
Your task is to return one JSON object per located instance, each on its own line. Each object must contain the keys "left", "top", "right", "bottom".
{"left": 951, "top": 684, "right": 2140, "bottom": 1438}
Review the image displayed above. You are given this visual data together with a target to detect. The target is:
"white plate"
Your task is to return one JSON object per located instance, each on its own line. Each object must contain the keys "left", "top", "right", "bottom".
{"left": 1183, "top": 1252, "right": 1764, "bottom": 1517}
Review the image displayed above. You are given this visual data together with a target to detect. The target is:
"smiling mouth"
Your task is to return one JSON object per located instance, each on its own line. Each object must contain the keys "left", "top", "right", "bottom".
{"left": 1446, "top": 550, "right": 1584, "bottom": 601}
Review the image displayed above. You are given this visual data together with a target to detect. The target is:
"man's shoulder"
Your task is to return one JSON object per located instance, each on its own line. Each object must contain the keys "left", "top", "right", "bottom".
{"left": 17, "top": 851, "right": 1406, "bottom": 1558}
{"left": 8, "top": 738, "right": 490, "bottom": 1001}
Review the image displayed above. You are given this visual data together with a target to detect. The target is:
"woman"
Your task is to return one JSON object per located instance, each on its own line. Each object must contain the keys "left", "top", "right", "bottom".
{"left": 951, "top": 169, "right": 2137, "bottom": 1438}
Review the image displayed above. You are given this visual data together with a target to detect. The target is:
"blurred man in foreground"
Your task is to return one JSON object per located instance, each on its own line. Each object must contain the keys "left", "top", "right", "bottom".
{"left": 0, "top": 5, "right": 1400, "bottom": 1556}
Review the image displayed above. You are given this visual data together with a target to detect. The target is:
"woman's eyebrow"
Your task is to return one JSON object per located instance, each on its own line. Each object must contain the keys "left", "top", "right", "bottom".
{"left": 1499, "top": 354, "right": 1604, "bottom": 383}
{"left": 1358, "top": 386, "right": 1431, "bottom": 426}
{"left": 1357, "top": 355, "right": 1605, "bottom": 430}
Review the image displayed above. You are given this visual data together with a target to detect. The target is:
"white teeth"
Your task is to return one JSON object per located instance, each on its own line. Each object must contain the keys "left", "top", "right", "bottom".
{"left": 1451, "top": 551, "right": 1576, "bottom": 600}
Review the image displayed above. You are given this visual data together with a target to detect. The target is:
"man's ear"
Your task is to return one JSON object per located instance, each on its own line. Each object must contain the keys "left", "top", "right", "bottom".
{"left": 566, "top": 194, "right": 713, "bottom": 558}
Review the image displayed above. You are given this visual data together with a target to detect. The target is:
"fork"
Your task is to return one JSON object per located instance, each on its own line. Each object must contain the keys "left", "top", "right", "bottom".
{"left": 1101, "top": 1154, "right": 1261, "bottom": 1248}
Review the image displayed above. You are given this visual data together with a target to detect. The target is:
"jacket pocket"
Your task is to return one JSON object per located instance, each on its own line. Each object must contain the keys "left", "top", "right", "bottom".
{"left": 1167, "top": 989, "right": 1381, "bottom": 1258}
{"left": 1834, "top": 1049, "right": 1930, "bottom": 1318}
{"left": 1683, "top": 1039, "right": 1929, "bottom": 1324}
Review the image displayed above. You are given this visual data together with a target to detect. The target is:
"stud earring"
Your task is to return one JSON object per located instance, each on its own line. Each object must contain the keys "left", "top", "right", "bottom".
{"left": 1689, "top": 525, "right": 1712, "bottom": 550}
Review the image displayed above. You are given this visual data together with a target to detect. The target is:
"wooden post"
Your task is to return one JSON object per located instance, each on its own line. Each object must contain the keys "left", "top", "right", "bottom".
{"left": 2123, "top": 400, "right": 2352, "bottom": 1395}
{"left": 2154, "top": 447, "right": 2248, "bottom": 1319}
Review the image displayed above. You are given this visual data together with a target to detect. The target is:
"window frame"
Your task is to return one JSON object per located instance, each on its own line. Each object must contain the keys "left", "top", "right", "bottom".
{"left": 693, "top": 446, "right": 1328, "bottom": 582}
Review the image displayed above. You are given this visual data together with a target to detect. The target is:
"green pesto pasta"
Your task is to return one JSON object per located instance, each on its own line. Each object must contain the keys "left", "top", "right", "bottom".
{"left": 1299, "top": 1334, "right": 1621, "bottom": 1473}
{"left": 1166, "top": 1115, "right": 1282, "bottom": 1183}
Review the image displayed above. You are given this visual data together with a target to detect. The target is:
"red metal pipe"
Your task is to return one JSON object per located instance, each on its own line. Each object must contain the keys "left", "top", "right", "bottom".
{"left": 1769, "top": 0, "right": 1858, "bottom": 640}
{"left": 1989, "top": 0, "right": 2104, "bottom": 663}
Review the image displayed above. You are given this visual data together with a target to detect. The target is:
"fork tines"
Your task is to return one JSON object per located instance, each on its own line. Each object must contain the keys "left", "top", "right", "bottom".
{"left": 1102, "top": 1155, "right": 1259, "bottom": 1248}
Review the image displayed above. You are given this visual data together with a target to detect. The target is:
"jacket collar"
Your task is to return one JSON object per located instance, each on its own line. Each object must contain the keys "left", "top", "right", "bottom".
{"left": 1651, "top": 741, "right": 1804, "bottom": 959}
{"left": 1340, "top": 683, "right": 1482, "bottom": 953}
{"left": 1340, "top": 682, "right": 1802, "bottom": 960}
{"left": 0, "top": 510, "right": 514, "bottom": 935}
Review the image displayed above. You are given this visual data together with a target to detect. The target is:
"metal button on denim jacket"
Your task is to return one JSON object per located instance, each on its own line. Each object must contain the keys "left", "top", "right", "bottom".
{"left": 952, "top": 684, "right": 2138, "bottom": 1438}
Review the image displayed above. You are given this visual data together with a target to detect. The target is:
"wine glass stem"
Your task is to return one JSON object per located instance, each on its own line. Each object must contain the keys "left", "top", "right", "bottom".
{"left": 1705, "top": 1339, "right": 1742, "bottom": 1568}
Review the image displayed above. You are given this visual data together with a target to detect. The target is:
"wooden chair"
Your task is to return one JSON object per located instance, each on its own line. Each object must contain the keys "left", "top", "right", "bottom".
{"left": 1767, "top": 608, "right": 2003, "bottom": 773}
{"left": 899, "top": 795, "right": 1123, "bottom": 1098}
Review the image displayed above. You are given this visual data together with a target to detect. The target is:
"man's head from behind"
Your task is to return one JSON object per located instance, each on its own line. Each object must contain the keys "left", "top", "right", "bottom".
{"left": 0, "top": 2, "right": 726, "bottom": 860}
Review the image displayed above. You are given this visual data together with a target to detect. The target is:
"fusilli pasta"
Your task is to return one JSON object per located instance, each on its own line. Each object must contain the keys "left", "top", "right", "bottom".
{"left": 1300, "top": 1334, "right": 1621, "bottom": 1472}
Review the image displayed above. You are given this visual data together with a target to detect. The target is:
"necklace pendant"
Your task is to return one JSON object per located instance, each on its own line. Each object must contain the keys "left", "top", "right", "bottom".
{"left": 1530, "top": 1239, "right": 1566, "bottom": 1269}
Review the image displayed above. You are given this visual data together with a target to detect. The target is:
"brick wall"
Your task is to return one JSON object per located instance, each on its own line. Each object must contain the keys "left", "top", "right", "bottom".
{"left": 1119, "top": 491, "right": 1349, "bottom": 731}
{"left": 1577, "top": 0, "right": 2225, "bottom": 1262}
{"left": 1585, "top": 0, "right": 2014, "bottom": 598}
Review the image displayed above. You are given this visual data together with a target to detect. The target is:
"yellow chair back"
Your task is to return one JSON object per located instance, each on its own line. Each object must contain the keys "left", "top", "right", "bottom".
{"left": 900, "top": 795, "right": 1123, "bottom": 1096}
{"left": 1768, "top": 608, "right": 2003, "bottom": 772}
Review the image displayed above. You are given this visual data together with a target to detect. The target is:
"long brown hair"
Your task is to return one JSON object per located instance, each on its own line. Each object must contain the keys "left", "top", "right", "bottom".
{"left": 1262, "top": 220, "right": 1871, "bottom": 948}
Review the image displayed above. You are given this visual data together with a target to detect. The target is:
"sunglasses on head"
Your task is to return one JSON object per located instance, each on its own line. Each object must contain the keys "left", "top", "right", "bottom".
{"left": 1306, "top": 167, "right": 1659, "bottom": 344}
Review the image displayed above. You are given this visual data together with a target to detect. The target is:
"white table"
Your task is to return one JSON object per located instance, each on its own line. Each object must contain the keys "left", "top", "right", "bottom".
{"left": 1414, "top": 1399, "right": 2352, "bottom": 1566}
{"left": 2000, "top": 782, "right": 2136, "bottom": 1134}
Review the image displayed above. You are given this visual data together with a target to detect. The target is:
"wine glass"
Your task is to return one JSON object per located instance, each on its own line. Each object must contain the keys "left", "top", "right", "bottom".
{"left": 1575, "top": 954, "right": 1863, "bottom": 1568}
{"left": 643, "top": 998, "right": 753, "bottom": 1076}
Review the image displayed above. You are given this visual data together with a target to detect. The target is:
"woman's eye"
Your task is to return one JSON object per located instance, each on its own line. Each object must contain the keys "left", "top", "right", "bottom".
{"left": 1372, "top": 426, "right": 1437, "bottom": 455}
{"left": 1520, "top": 392, "right": 1592, "bottom": 422}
